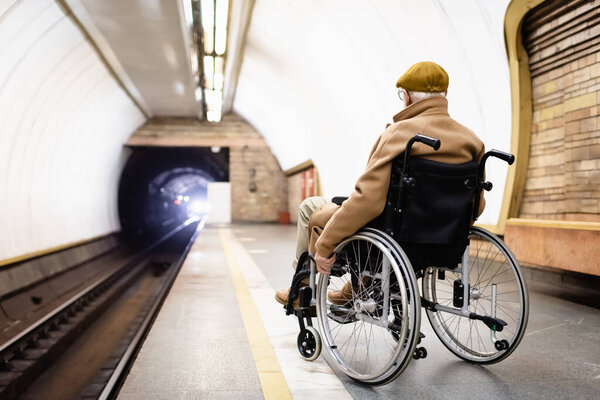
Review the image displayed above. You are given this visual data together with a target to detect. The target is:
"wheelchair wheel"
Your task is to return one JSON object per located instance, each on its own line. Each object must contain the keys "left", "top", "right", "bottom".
{"left": 297, "top": 326, "right": 321, "bottom": 361}
{"left": 316, "top": 230, "right": 421, "bottom": 385}
{"left": 423, "top": 226, "right": 529, "bottom": 364}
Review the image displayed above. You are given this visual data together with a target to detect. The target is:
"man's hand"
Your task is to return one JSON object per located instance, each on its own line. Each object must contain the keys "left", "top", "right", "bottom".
{"left": 315, "top": 253, "right": 336, "bottom": 274}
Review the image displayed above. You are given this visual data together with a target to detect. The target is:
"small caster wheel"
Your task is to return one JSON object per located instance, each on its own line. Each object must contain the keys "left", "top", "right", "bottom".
{"left": 494, "top": 339, "right": 510, "bottom": 351}
{"left": 297, "top": 326, "right": 321, "bottom": 361}
{"left": 413, "top": 347, "right": 427, "bottom": 360}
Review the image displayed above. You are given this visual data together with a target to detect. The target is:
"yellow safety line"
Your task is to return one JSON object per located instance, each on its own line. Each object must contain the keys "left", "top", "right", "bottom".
{"left": 219, "top": 229, "right": 292, "bottom": 400}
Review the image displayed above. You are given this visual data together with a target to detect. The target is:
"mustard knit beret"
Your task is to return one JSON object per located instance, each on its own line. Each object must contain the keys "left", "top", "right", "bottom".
{"left": 396, "top": 61, "right": 449, "bottom": 92}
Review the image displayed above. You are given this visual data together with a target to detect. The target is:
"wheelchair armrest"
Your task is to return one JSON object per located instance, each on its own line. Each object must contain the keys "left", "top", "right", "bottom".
{"left": 331, "top": 196, "right": 348, "bottom": 205}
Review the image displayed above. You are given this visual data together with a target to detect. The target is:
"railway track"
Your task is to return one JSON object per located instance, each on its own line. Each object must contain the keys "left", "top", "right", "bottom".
{"left": 0, "top": 216, "right": 205, "bottom": 400}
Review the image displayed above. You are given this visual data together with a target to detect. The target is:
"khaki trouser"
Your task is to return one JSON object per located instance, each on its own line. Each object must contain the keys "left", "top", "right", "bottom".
{"left": 292, "top": 196, "right": 328, "bottom": 269}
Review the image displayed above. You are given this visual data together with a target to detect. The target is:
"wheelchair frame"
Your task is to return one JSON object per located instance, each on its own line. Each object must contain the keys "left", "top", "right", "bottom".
{"left": 285, "top": 134, "right": 528, "bottom": 383}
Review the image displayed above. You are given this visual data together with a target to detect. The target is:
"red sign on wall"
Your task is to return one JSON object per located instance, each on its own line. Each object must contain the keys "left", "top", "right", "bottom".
{"left": 300, "top": 168, "right": 315, "bottom": 200}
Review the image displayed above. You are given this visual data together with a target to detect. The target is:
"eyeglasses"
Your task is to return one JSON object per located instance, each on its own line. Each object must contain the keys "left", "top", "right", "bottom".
{"left": 397, "top": 88, "right": 405, "bottom": 102}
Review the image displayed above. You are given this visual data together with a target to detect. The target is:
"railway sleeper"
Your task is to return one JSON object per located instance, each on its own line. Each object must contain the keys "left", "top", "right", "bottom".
{"left": 0, "top": 261, "right": 147, "bottom": 400}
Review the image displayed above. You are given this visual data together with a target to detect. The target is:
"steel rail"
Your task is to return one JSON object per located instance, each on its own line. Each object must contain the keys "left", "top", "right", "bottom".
{"left": 99, "top": 215, "right": 207, "bottom": 400}
{"left": 0, "top": 216, "right": 201, "bottom": 358}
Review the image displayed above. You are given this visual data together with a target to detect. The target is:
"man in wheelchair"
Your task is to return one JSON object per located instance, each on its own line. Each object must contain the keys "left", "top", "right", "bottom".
{"left": 274, "top": 62, "right": 527, "bottom": 383}
{"left": 276, "top": 61, "right": 486, "bottom": 307}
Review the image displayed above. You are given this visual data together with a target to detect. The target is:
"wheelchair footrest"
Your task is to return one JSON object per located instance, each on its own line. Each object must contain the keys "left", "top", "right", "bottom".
{"left": 294, "top": 306, "right": 316, "bottom": 318}
{"left": 328, "top": 304, "right": 356, "bottom": 324}
{"left": 469, "top": 313, "right": 507, "bottom": 332}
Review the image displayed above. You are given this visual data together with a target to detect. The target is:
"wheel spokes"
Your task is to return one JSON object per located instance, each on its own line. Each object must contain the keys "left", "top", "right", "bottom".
{"left": 318, "top": 235, "right": 417, "bottom": 382}
{"left": 424, "top": 229, "right": 527, "bottom": 361}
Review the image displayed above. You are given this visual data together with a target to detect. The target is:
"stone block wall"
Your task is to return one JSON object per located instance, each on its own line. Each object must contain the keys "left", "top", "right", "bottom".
{"left": 521, "top": 1, "right": 600, "bottom": 222}
{"left": 230, "top": 145, "right": 288, "bottom": 222}
{"left": 505, "top": 0, "right": 600, "bottom": 277}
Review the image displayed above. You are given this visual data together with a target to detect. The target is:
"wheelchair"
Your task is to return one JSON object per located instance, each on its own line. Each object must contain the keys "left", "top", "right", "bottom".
{"left": 284, "top": 134, "right": 529, "bottom": 385}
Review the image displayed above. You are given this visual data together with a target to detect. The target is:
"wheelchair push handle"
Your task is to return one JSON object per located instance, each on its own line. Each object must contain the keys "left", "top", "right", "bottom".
{"left": 472, "top": 149, "right": 517, "bottom": 221}
{"left": 403, "top": 134, "right": 442, "bottom": 176}
{"left": 478, "top": 149, "right": 516, "bottom": 182}
{"left": 483, "top": 149, "right": 515, "bottom": 166}
{"left": 413, "top": 134, "right": 441, "bottom": 151}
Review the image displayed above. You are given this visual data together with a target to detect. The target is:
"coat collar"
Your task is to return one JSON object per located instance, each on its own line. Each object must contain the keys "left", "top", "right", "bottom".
{"left": 392, "top": 96, "right": 449, "bottom": 123}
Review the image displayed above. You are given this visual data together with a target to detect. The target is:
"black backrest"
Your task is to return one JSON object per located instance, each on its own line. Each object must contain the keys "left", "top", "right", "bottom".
{"left": 369, "top": 155, "right": 479, "bottom": 268}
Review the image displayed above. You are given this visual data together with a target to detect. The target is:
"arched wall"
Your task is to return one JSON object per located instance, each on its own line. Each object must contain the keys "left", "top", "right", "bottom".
{"left": 0, "top": 0, "right": 145, "bottom": 262}
{"left": 234, "top": 0, "right": 513, "bottom": 228}
{"left": 502, "top": 0, "right": 600, "bottom": 276}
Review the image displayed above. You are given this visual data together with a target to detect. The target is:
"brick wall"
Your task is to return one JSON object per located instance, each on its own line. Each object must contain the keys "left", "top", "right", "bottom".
{"left": 230, "top": 145, "right": 288, "bottom": 222}
{"left": 521, "top": 1, "right": 600, "bottom": 222}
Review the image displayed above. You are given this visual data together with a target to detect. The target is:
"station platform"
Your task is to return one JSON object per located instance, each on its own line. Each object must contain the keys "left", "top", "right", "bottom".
{"left": 118, "top": 224, "right": 600, "bottom": 400}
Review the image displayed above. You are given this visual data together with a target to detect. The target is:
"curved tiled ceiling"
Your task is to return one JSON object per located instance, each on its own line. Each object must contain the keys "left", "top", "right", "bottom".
{"left": 234, "top": 0, "right": 513, "bottom": 226}
{"left": 0, "top": 0, "right": 145, "bottom": 260}
{"left": 1, "top": 0, "right": 517, "bottom": 261}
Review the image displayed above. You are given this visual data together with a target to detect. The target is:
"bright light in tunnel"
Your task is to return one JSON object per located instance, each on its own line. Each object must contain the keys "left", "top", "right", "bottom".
{"left": 188, "top": 199, "right": 210, "bottom": 215}
{"left": 119, "top": 147, "right": 228, "bottom": 243}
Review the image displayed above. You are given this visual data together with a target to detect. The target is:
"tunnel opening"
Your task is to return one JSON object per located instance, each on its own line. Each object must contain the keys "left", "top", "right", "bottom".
{"left": 118, "top": 147, "right": 229, "bottom": 245}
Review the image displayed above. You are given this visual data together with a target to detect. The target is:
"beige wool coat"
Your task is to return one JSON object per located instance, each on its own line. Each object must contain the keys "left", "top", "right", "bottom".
{"left": 309, "top": 96, "right": 486, "bottom": 258}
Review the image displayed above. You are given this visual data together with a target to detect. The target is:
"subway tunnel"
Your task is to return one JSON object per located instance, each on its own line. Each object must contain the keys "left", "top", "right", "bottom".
{"left": 0, "top": 0, "right": 599, "bottom": 399}
{"left": 118, "top": 146, "right": 229, "bottom": 244}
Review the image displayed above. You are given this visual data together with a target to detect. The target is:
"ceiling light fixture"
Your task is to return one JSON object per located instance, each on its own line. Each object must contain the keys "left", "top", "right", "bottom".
{"left": 197, "top": 0, "right": 229, "bottom": 123}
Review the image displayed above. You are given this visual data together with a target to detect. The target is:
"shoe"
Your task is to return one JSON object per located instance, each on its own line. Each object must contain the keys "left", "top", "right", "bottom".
{"left": 275, "top": 287, "right": 299, "bottom": 307}
{"left": 327, "top": 281, "right": 356, "bottom": 305}
{"left": 276, "top": 286, "right": 317, "bottom": 316}
{"left": 276, "top": 275, "right": 313, "bottom": 307}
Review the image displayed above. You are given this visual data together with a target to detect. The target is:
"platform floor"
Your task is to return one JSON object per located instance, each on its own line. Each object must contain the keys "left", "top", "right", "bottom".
{"left": 119, "top": 224, "right": 600, "bottom": 400}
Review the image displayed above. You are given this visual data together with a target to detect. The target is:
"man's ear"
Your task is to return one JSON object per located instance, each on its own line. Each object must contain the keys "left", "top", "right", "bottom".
{"left": 404, "top": 90, "right": 411, "bottom": 107}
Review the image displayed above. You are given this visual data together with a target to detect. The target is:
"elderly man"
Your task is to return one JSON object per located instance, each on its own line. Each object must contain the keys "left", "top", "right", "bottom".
{"left": 276, "top": 61, "right": 485, "bottom": 306}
